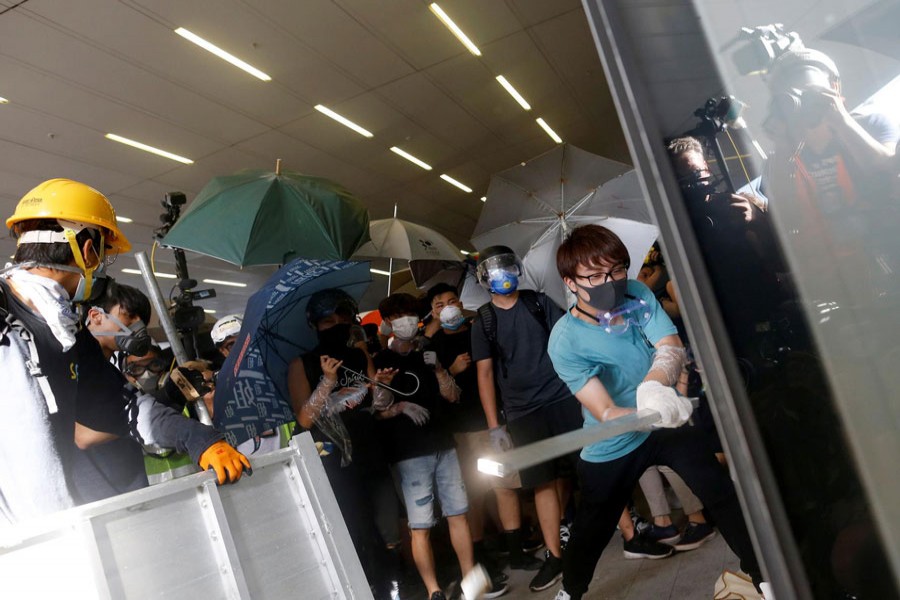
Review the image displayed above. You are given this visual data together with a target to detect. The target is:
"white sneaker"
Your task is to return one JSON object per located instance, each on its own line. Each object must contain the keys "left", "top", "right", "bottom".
{"left": 553, "top": 589, "right": 571, "bottom": 600}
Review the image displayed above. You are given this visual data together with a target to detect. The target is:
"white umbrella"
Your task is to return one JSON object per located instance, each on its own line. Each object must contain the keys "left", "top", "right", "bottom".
{"left": 472, "top": 144, "right": 658, "bottom": 308}
{"left": 355, "top": 206, "right": 463, "bottom": 292}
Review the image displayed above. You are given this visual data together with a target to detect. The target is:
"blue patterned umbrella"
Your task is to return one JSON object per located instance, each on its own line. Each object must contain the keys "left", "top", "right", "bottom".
{"left": 214, "top": 259, "right": 371, "bottom": 446}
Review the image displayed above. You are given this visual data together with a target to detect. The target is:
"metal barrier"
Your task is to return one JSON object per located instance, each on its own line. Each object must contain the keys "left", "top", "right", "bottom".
{"left": 478, "top": 401, "right": 699, "bottom": 478}
{"left": 0, "top": 433, "right": 371, "bottom": 600}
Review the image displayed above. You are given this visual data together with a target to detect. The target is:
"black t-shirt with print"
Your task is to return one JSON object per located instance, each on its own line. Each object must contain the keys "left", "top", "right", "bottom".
{"left": 373, "top": 349, "right": 455, "bottom": 463}
{"left": 301, "top": 343, "right": 385, "bottom": 470}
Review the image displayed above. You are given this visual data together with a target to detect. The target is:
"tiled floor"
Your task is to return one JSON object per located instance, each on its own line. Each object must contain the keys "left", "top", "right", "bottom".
{"left": 397, "top": 529, "right": 741, "bottom": 600}
{"left": 502, "top": 533, "right": 740, "bottom": 600}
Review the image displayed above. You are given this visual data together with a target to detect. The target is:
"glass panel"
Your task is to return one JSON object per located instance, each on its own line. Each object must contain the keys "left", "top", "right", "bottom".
{"left": 624, "top": 1, "right": 900, "bottom": 597}
{"left": 583, "top": 0, "right": 900, "bottom": 596}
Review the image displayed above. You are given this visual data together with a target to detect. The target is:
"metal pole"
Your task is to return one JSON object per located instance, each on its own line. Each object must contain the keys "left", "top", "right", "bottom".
{"left": 387, "top": 203, "right": 398, "bottom": 294}
{"left": 135, "top": 251, "right": 213, "bottom": 426}
{"left": 477, "top": 399, "right": 698, "bottom": 478}
{"left": 711, "top": 133, "right": 736, "bottom": 193}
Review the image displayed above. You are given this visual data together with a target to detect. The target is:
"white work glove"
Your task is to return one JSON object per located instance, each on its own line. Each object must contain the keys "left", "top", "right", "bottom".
{"left": 400, "top": 402, "right": 430, "bottom": 426}
{"left": 636, "top": 381, "right": 693, "bottom": 428}
{"left": 488, "top": 426, "right": 513, "bottom": 453}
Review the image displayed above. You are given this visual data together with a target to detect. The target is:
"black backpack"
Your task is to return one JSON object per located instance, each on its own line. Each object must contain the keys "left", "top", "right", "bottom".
{"left": 477, "top": 289, "right": 550, "bottom": 378}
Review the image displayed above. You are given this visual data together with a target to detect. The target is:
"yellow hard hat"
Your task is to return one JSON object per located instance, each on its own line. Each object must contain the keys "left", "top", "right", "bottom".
{"left": 7, "top": 178, "right": 131, "bottom": 254}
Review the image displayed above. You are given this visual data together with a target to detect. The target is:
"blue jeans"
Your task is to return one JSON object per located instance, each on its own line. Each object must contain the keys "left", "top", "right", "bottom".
{"left": 394, "top": 448, "right": 468, "bottom": 529}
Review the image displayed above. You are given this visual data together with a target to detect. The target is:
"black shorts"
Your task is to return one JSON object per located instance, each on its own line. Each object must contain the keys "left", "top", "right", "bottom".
{"left": 506, "top": 397, "right": 582, "bottom": 488}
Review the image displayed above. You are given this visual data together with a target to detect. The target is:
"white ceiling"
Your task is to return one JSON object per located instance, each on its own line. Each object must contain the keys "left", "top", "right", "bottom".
{"left": 0, "top": 0, "right": 630, "bottom": 314}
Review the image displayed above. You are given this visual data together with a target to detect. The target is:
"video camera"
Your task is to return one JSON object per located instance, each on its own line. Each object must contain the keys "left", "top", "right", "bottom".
{"left": 154, "top": 192, "right": 216, "bottom": 356}
{"left": 732, "top": 24, "right": 803, "bottom": 76}
{"left": 154, "top": 192, "right": 187, "bottom": 240}
{"left": 731, "top": 24, "right": 839, "bottom": 132}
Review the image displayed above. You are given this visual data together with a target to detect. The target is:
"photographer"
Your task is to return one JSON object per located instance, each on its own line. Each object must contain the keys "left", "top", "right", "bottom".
{"left": 765, "top": 48, "right": 900, "bottom": 303}
{"left": 667, "top": 136, "right": 788, "bottom": 372}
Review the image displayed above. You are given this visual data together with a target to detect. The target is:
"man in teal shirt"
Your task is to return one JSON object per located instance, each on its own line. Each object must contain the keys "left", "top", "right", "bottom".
{"left": 547, "top": 224, "right": 762, "bottom": 600}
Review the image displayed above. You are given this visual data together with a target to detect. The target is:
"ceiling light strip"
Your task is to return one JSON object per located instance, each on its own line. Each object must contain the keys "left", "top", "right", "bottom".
{"left": 105, "top": 133, "right": 194, "bottom": 164}
{"left": 440, "top": 174, "right": 472, "bottom": 193}
{"left": 495, "top": 76, "right": 531, "bottom": 110}
{"left": 0, "top": 97, "right": 9, "bottom": 104}
{"left": 536, "top": 118, "right": 563, "bottom": 144}
{"left": 314, "top": 105, "right": 374, "bottom": 138}
{"left": 116, "top": 216, "right": 133, "bottom": 223}
{"left": 203, "top": 278, "right": 247, "bottom": 288}
{"left": 429, "top": 3, "right": 481, "bottom": 56}
{"left": 121, "top": 268, "right": 177, "bottom": 279}
{"left": 390, "top": 146, "right": 432, "bottom": 170}
{"left": 174, "top": 28, "right": 271, "bottom": 81}
{"left": 370, "top": 268, "right": 391, "bottom": 276}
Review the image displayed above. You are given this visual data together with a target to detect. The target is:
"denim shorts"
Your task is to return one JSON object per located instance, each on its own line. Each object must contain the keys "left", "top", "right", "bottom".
{"left": 394, "top": 448, "right": 469, "bottom": 529}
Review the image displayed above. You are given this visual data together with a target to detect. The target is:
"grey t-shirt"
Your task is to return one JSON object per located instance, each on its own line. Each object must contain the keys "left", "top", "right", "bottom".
{"left": 470, "top": 291, "right": 574, "bottom": 420}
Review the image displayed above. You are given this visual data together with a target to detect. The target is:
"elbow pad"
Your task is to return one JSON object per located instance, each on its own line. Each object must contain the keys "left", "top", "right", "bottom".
{"left": 650, "top": 345, "right": 687, "bottom": 385}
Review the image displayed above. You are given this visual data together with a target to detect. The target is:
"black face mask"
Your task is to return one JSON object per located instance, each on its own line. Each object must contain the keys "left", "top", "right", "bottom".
{"left": 117, "top": 327, "right": 152, "bottom": 356}
{"left": 317, "top": 323, "right": 353, "bottom": 352}
{"left": 576, "top": 278, "right": 628, "bottom": 315}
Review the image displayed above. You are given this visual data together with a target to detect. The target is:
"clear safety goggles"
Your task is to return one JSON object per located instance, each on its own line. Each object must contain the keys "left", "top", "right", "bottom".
{"left": 596, "top": 297, "right": 653, "bottom": 335}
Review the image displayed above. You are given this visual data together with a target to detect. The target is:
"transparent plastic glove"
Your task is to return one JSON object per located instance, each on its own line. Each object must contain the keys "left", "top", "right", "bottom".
{"left": 199, "top": 441, "right": 252, "bottom": 485}
{"left": 401, "top": 402, "right": 430, "bottom": 426}
{"left": 371, "top": 386, "right": 394, "bottom": 411}
{"left": 324, "top": 384, "right": 367, "bottom": 417}
{"left": 489, "top": 426, "right": 513, "bottom": 453}
{"left": 636, "top": 381, "right": 693, "bottom": 428}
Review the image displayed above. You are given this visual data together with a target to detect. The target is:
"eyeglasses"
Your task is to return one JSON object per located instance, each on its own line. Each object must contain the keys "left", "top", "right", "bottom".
{"left": 575, "top": 265, "right": 629, "bottom": 287}
{"left": 125, "top": 358, "right": 168, "bottom": 377}
{"left": 222, "top": 339, "right": 236, "bottom": 353}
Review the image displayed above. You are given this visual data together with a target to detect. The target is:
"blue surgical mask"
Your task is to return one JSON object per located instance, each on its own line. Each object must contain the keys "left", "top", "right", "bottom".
{"left": 439, "top": 305, "right": 465, "bottom": 330}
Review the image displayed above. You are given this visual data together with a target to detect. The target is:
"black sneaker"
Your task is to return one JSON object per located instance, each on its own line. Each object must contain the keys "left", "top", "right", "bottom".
{"left": 622, "top": 532, "right": 675, "bottom": 560}
{"left": 521, "top": 527, "right": 545, "bottom": 554}
{"left": 482, "top": 576, "right": 510, "bottom": 599}
{"left": 644, "top": 523, "right": 681, "bottom": 545}
{"left": 673, "top": 522, "right": 716, "bottom": 551}
{"left": 430, "top": 592, "right": 447, "bottom": 600}
{"left": 529, "top": 551, "right": 563, "bottom": 592}
{"left": 629, "top": 506, "right": 651, "bottom": 535}
{"left": 508, "top": 551, "right": 543, "bottom": 571}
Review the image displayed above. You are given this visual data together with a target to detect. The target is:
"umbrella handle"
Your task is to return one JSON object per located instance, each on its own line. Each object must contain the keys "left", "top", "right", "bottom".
{"left": 338, "top": 365, "right": 421, "bottom": 397}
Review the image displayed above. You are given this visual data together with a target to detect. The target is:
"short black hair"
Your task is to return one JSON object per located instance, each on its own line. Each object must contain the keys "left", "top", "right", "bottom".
{"left": 12, "top": 218, "right": 103, "bottom": 265}
{"left": 378, "top": 293, "right": 419, "bottom": 319}
{"left": 426, "top": 282, "right": 458, "bottom": 305}
{"left": 96, "top": 282, "right": 152, "bottom": 325}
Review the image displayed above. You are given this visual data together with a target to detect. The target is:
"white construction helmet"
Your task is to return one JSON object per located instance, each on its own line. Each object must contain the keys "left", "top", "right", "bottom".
{"left": 211, "top": 313, "right": 243, "bottom": 345}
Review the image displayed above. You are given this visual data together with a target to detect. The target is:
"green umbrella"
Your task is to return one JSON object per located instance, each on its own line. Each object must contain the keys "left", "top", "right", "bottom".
{"left": 162, "top": 162, "right": 370, "bottom": 266}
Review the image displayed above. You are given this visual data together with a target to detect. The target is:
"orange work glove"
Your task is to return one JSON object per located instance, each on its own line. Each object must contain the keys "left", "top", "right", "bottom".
{"left": 199, "top": 441, "right": 252, "bottom": 485}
